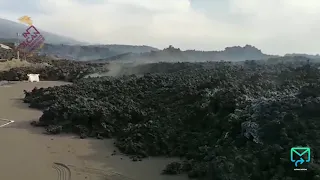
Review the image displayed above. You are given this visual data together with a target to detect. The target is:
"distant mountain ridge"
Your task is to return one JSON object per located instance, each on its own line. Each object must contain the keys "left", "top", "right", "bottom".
{"left": 93, "top": 45, "right": 274, "bottom": 63}
{"left": 0, "top": 40, "right": 274, "bottom": 62}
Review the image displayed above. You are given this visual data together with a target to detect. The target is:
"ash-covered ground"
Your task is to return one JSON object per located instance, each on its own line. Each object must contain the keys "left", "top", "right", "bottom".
{"left": 21, "top": 57, "right": 320, "bottom": 180}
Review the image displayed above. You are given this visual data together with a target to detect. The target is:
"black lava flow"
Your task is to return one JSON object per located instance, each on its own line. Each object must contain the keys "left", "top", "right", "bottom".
{"left": 22, "top": 59, "right": 320, "bottom": 180}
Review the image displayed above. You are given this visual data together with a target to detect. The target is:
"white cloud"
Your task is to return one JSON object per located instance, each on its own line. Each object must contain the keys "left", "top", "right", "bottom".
{"left": 2, "top": 0, "right": 320, "bottom": 55}
{"left": 32, "top": 0, "right": 236, "bottom": 49}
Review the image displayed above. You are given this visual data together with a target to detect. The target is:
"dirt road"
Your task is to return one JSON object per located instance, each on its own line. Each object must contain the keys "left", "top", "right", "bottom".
{"left": 0, "top": 81, "right": 186, "bottom": 180}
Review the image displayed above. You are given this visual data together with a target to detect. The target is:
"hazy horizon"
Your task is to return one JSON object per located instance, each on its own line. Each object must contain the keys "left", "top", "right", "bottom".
{"left": 1, "top": 0, "right": 320, "bottom": 55}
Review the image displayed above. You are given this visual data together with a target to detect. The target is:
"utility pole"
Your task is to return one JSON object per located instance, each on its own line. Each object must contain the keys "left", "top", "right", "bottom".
{"left": 16, "top": 33, "right": 20, "bottom": 60}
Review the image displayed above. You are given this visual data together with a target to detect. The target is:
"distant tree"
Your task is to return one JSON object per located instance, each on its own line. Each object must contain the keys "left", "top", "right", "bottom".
{"left": 164, "top": 45, "right": 180, "bottom": 52}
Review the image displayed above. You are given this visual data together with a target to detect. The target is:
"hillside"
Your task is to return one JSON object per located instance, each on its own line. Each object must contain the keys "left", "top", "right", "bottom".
{"left": 0, "top": 42, "right": 159, "bottom": 61}
{"left": 0, "top": 42, "right": 159, "bottom": 66}
{"left": 0, "top": 18, "right": 83, "bottom": 45}
{"left": 285, "top": 53, "right": 320, "bottom": 60}
{"left": 37, "top": 44, "right": 159, "bottom": 61}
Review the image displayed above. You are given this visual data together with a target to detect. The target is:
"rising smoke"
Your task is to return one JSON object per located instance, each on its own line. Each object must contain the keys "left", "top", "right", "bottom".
{"left": 85, "top": 58, "right": 158, "bottom": 78}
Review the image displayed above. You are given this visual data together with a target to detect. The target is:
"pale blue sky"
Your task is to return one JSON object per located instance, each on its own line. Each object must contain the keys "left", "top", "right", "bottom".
{"left": 1, "top": 0, "right": 320, "bottom": 55}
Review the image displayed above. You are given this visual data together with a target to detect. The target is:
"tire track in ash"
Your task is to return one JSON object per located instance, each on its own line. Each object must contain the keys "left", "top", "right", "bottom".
{"left": 52, "top": 162, "right": 71, "bottom": 180}
{"left": 53, "top": 163, "right": 63, "bottom": 180}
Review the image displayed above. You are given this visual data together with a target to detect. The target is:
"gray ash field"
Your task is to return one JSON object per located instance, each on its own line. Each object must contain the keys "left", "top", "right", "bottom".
{"left": 20, "top": 58, "right": 320, "bottom": 180}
